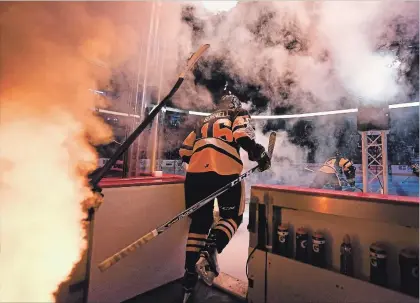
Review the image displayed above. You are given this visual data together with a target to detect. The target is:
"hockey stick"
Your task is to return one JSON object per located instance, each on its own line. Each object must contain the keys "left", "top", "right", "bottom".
{"left": 81, "top": 44, "right": 209, "bottom": 302}
{"left": 89, "top": 43, "right": 210, "bottom": 187}
{"left": 401, "top": 176, "right": 412, "bottom": 184}
{"left": 97, "top": 131, "right": 277, "bottom": 272}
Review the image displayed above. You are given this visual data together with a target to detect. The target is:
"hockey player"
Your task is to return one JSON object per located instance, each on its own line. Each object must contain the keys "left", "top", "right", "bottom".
{"left": 179, "top": 94, "right": 271, "bottom": 302}
{"left": 309, "top": 152, "right": 356, "bottom": 190}
{"left": 412, "top": 162, "right": 419, "bottom": 177}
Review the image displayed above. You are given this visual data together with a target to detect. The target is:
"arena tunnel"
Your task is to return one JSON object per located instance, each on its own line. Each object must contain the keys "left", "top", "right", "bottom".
{"left": 2, "top": 1, "right": 419, "bottom": 303}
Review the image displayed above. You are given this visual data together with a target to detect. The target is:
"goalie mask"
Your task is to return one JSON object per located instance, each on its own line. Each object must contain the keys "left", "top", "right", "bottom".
{"left": 219, "top": 94, "right": 242, "bottom": 110}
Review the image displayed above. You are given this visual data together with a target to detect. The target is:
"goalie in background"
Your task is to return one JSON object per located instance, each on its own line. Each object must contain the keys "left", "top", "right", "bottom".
{"left": 178, "top": 93, "right": 271, "bottom": 302}
{"left": 310, "top": 152, "right": 356, "bottom": 190}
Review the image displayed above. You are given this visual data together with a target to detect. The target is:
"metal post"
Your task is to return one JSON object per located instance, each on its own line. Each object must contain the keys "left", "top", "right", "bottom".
{"left": 149, "top": 2, "right": 162, "bottom": 174}
{"left": 156, "top": 40, "right": 166, "bottom": 173}
{"left": 151, "top": 40, "right": 165, "bottom": 174}
{"left": 139, "top": 1, "right": 156, "bottom": 123}
{"left": 127, "top": 29, "right": 146, "bottom": 177}
{"left": 150, "top": 109, "right": 160, "bottom": 174}
{"left": 381, "top": 131, "right": 389, "bottom": 194}
{"left": 361, "top": 132, "right": 369, "bottom": 193}
{"left": 122, "top": 125, "right": 130, "bottom": 178}
{"left": 359, "top": 131, "right": 389, "bottom": 194}
{"left": 159, "top": 107, "right": 166, "bottom": 171}
{"left": 128, "top": 2, "right": 156, "bottom": 177}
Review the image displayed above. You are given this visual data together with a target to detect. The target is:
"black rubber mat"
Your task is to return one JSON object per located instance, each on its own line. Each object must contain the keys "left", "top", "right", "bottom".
{"left": 122, "top": 279, "right": 245, "bottom": 303}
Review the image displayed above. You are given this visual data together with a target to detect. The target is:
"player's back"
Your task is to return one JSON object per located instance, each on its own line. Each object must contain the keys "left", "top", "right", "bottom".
{"left": 184, "top": 108, "right": 246, "bottom": 176}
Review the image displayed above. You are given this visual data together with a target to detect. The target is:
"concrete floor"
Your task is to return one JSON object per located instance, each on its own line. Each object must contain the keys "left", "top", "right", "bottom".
{"left": 121, "top": 203, "right": 251, "bottom": 303}
{"left": 123, "top": 279, "right": 244, "bottom": 303}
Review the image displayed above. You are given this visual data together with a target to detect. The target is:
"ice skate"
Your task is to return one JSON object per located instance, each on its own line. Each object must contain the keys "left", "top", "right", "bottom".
{"left": 195, "top": 246, "right": 220, "bottom": 286}
{"left": 182, "top": 291, "right": 192, "bottom": 303}
{"left": 181, "top": 271, "right": 198, "bottom": 303}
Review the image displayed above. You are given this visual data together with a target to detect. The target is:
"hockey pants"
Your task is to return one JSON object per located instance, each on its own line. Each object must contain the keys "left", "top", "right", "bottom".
{"left": 183, "top": 171, "right": 244, "bottom": 272}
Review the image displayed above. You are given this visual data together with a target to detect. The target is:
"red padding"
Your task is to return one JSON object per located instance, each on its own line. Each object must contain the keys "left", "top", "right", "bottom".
{"left": 253, "top": 184, "right": 420, "bottom": 205}
{"left": 99, "top": 175, "right": 185, "bottom": 188}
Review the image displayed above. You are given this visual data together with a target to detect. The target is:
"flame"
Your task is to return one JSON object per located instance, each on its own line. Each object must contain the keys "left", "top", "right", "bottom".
{"left": 0, "top": 110, "right": 97, "bottom": 302}
{"left": 0, "top": 2, "right": 134, "bottom": 302}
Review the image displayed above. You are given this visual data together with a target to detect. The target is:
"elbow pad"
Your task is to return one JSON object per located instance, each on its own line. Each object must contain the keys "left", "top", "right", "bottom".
{"left": 181, "top": 155, "right": 191, "bottom": 164}
{"left": 238, "top": 137, "right": 265, "bottom": 162}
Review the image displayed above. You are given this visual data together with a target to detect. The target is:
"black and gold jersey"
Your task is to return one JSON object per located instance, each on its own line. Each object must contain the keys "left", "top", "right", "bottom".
{"left": 179, "top": 108, "right": 256, "bottom": 176}
{"left": 319, "top": 157, "right": 354, "bottom": 174}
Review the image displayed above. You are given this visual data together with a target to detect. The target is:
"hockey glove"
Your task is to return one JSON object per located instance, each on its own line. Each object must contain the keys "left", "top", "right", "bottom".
{"left": 347, "top": 178, "right": 355, "bottom": 187}
{"left": 91, "top": 183, "right": 104, "bottom": 198}
{"left": 248, "top": 143, "right": 265, "bottom": 162}
{"left": 248, "top": 143, "right": 271, "bottom": 172}
{"left": 82, "top": 183, "right": 105, "bottom": 211}
{"left": 257, "top": 151, "right": 271, "bottom": 172}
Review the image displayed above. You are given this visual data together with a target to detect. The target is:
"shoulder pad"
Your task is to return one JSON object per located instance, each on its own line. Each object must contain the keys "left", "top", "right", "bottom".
{"left": 234, "top": 108, "right": 250, "bottom": 117}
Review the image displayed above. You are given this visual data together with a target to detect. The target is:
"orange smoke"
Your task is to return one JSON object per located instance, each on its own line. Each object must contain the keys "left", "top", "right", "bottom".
{"left": 0, "top": 2, "right": 140, "bottom": 302}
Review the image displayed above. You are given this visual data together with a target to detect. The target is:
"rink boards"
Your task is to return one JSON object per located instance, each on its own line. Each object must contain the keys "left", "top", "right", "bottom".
{"left": 57, "top": 175, "right": 419, "bottom": 303}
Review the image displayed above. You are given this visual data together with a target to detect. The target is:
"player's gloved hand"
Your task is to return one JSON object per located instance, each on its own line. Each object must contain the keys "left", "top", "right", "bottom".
{"left": 248, "top": 143, "right": 271, "bottom": 172}
{"left": 83, "top": 183, "right": 105, "bottom": 211}
{"left": 91, "top": 183, "right": 104, "bottom": 198}
{"left": 248, "top": 143, "right": 265, "bottom": 161}
{"left": 257, "top": 151, "right": 271, "bottom": 172}
{"left": 347, "top": 178, "right": 355, "bottom": 187}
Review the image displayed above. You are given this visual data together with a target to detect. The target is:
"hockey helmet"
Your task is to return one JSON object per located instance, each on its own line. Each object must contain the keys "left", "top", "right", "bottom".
{"left": 219, "top": 94, "right": 242, "bottom": 110}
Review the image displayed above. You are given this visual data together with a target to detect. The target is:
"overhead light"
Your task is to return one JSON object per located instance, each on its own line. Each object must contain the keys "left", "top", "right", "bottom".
{"left": 189, "top": 110, "right": 210, "bottom": 116}
{"left": 93, "top": 101, "right": 419, "bottom": 120}
{"left": 201, "top": 1, "right": 238, "bottom": 13}
{"left": 389, "top": 101, "right": 419, "bottom": 109}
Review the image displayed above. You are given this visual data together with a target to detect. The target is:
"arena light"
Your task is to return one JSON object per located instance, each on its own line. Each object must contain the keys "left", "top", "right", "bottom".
{"left": 389, "top": 101, "right": 419, "bottom": 109}
{"left": 175, "top": 101, "right": 419, "bottom": 119}
{"left": 189, "top": 110, "right": 210, "bottom": 116}
{"left": 89, "top": 89, "right": 105, "bottom": 95}
{"left": 201, "top": 1, "right": 238, "bottom": 13}
{"left": 167, "top": 107, "right": 186, "bottom": 114}
{"left": 92, "top": 101, "right": 418, "bottom": 120}
{"left": 253, "top": 108, "right": 359, "bottom": 120}
{"left": 95, "top": 108, "right": 141, "bottom": 119}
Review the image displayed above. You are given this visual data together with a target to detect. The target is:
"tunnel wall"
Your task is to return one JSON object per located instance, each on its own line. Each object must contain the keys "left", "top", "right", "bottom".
{"left": 86, "top": 176, "right": 188, "bottom": 303}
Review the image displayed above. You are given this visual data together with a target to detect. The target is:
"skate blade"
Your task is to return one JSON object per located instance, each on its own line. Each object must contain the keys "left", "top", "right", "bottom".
{"left": 182, "top": 292, "right": 191, "bottom": 303}
{"left": 195, "top": 263, "right": 215, "bottom": 287}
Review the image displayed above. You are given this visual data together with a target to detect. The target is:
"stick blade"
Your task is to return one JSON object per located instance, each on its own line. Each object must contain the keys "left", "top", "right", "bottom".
{"left": 267, "top": 131, "right": 277, "bottom": 159}
{"left": 179, "top": 44, "right": 210, "bottom": 79}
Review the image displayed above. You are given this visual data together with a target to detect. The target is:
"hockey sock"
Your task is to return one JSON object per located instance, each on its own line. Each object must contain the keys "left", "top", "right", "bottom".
{"left": 210, "top": 216, "right": 242, "bottom": 253}
{"left": 185, "top": 232, "right": 207, "bottom": 272}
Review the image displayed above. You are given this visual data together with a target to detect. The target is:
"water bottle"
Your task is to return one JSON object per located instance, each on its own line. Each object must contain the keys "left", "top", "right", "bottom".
{"left": 340, "top": 234, "right": 353, "bottom": 276}
{"left": 370, "top": 243, "right": 387, "bottom": 287}
{"left": 295, "top": 227, "right": 309, "bottom": 263}
{"left": 399, "top": 248, "right": 419, "bottom": 297}
{"left": 277, "top": 223, "right": 290, "bottom": 257}
{"left": 311, "top": 231, "right": 326, "bottom": 268}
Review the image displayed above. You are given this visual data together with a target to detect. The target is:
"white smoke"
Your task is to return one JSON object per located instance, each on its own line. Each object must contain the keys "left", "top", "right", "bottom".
{"left": 90, "top": 1, "right": 417, "bottom": 183}
{"left": 177, "top": 0, "right": 418, "bottom": 172}
{"left": 241, "top": 123, "right": 309, "bottom": 193}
